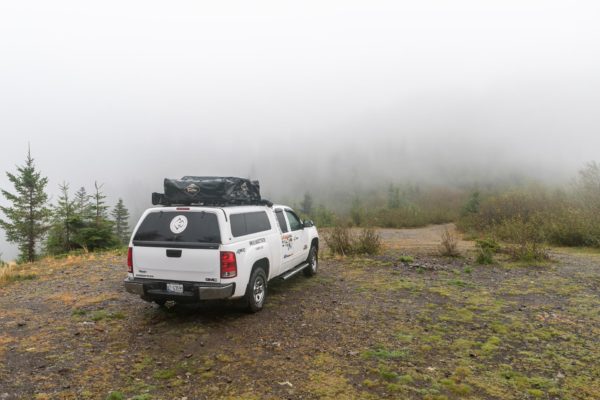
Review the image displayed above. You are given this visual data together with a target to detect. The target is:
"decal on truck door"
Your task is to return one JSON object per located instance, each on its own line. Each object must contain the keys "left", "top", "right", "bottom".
{"left": 282, "top": 234, "right": 293, "bottom": 251}
{"left": 282, "top": 233, "right": 294, "bottom": 258}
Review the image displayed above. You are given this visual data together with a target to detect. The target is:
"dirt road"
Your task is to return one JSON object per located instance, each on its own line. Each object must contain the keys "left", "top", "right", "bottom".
{"left": 1, "top": 226, "right": 599, "bottom": 399}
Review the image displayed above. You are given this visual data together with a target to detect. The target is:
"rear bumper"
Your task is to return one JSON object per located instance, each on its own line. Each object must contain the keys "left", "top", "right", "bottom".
{"left": 123, "top": 277, "right": 235, "bottom": 302}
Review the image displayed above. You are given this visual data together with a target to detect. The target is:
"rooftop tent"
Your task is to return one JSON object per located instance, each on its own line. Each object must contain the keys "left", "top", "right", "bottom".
{"left": 152, "top": 176, "right": 265, "bottom": 206}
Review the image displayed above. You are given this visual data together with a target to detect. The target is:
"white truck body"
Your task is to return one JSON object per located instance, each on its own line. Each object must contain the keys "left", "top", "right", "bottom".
{"left": 124, "top": 204, "right": 319, "bottom": 311}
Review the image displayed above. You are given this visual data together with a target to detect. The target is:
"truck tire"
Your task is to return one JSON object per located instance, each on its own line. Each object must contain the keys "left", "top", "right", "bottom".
{"left": 303, "top": 246, "right": 318, "bottom": 277}
{"left": 244, "top": 267, "right": 267, "bottom": 313}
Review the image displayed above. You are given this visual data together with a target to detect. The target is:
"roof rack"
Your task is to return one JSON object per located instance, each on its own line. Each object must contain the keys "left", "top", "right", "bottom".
{"left": 151, "top": 193, "right": 273, "bottom": 208}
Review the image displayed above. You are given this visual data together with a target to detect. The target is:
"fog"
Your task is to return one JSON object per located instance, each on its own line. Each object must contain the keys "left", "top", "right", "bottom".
{"left": 1, "top": 0, "right": 600, "bottom": 260}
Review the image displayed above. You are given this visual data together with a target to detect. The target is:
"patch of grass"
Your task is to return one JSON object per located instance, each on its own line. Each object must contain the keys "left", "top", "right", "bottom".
{"left": 399, "top": 255, "right": 414, "bottom": 263}
{"left": 481, "top": 336, "right": 501, "bottom": 354}
{"left": 72, "top": 308, "right": 87, "bottom": 317}
{"left": 131, "top": 395, "right": 152, "bottom": 400}
{"left": 363, "top": 346, "right": 407, "bottom": 360}
{"left": 527, "top": 388, "right": 544, "bottom": 398}
{"left": 110, "top": 311, "right": 126, "bottom": 319}
{"left": 447, "top": 279, "right": 472, "bottom": 288}
{"left": 378, "top": 367, "right": 399, "bottom": 382}
{"left": 362, "top": 379, "right": 378, "bottom": 388}
{"left": 91, "top": 310, "right": 109, "bottom": 321}
{"left": 0, "top": 263, "right": 37, "bottom": 285}
{"left": 153, "top": 368, "right": 177, "bottom": 380}
{"left": 396, "top": 333, "right": 413, "bottom": 343}
{"left": 105, "top": 392, "right": 124, "bottom": 400}
{"left": 440, "top": 379, "right": 472, "bottom": 395}
{"left": 307, "top": 370, "right": 358, "bottom": 398}
{"left": 132, "top": 356, "right": 153, "bottom": 374}
{"left": 89, "top": 310, "right": 126, "bottom": 321}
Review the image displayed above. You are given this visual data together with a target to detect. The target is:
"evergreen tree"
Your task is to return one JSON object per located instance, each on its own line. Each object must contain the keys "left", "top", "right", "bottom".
{"left": 0, "top": 148, "right": 51, "bottom": 262}
{"left": 111, "top": 198, "right": 130, "bottom": 245}
{"left": 300, "top": 192, "right": 314, "bottom": 216}
{"left": 74, "top": 186, "right": 92, "bottom": 220}
{"left": 350, "top": 196, "right": 364, "bottom": 226}
{"left": 73, "top": 181, "right": 118, "bottom": 251}
{"left": 91, "top": 181, "right": 109, "bottom": 225}
{"left": 462, "top": 191, "right": 481, "bottom": 216}
{"left": 387, "top": 184, "right": 401, "bottom": 209}
{"left": 46, "top": 182, "right": 82, "bottom": 255}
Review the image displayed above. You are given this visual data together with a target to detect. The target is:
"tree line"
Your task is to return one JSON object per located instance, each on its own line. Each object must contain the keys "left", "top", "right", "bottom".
{"left": 0, "top": 148, "right": 131, "bottom": 263}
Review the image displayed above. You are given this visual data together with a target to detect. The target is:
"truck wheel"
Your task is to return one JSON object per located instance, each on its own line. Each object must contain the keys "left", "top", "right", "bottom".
{"left": 244, "top": 267, "right": 267, "bottom": 313}
{"left": 303, "top": 246, "right": 318, "bottom": 277}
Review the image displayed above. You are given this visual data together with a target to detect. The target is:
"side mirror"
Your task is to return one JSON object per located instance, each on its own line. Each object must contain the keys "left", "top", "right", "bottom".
{"left": 303, "top": 220, "right": 314, "bottom": 228}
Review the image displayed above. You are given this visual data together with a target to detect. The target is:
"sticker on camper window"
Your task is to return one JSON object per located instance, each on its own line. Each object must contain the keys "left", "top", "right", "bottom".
{"left": 170, "top": 215, "right": 188, "bottom": 234}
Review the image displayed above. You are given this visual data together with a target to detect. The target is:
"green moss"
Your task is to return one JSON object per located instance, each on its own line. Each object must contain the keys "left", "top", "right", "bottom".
{"left": 363, "top": 346, "right": 407, "bottom": 360}
{"left": 527, "top": 388, "right": 544, "bottom": 398}
{"left": 399, "top": 255, "right": 414, "bottom": 263}
{"left": 378, "top": 368, "right": 399, "bottom": 382}
{"left": 153, "top": 368, "right": 177, "bottom": 380}
{"left": 481, "top": 336, "right": 501, "bottom": 354}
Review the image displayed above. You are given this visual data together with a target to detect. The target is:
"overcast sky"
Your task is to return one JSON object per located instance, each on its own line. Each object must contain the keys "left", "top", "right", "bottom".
{"left": 1, "top": 1, "right": 599, "bottom": 260}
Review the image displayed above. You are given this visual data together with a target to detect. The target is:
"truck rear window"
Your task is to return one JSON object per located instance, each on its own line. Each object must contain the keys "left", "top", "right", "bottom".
{"left": 133, "top": 211, "right": 221, "bottom": 244}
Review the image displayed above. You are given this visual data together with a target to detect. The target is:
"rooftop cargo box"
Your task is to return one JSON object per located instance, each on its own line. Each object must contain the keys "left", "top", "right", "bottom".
{"left": 152, "top": 176, "right": 265, "bottom": 206}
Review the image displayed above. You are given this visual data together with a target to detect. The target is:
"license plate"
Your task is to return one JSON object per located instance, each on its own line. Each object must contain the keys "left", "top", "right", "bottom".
{"left": 166, "top": 283, "right": 184, "bottom": 293}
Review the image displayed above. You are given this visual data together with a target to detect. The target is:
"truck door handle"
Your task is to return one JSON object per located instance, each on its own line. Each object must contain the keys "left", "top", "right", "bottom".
{"left": 166, "top": 249, "right": 182, "bottom": 258}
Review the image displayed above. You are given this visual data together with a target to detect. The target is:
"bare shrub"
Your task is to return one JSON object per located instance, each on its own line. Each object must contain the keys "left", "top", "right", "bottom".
{"left": 458, "top": 175, "right": 600, "bottom": 249}
{"left": 355, "top": 228, "right": 382, "bottom": 255}
{"left": 439, "top": 226, "right": 460, "bottom": 257}
{"left": 324, "top": 226, "right": 382, "bottom": 256}
{"left": 495, "top": 216, "right": 549, "bottom": 262}
{"left": 508, "top": 242, "right": 549, "bottom": 263}
{"left": 324, "top": 225, "right": 353, "bottom": 256}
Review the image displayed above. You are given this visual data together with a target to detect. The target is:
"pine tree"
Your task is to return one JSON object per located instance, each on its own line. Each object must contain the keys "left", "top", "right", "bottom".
{"left": 74, "top": 186, "right": 92, "bottom": 220}
{"left": 0, "top": 148, "right": 51, "bottom": 262}
{"left": 350, "top": 196, "right": 364, "bottom": 226}
{"left": 46, "top": 182, "right": 82, "bottom": 255}
{"left": 91, "top": 181, "right": 109, "bottom": 225}
{"left": 73, "top": 181, "right": 118, "bottom": 251}
{"left": 387, "top": 184, "right": 401, "bottom": 209}
{"left": 462, "top": 191, "right": 481, "bottom": 216}
{"left": 111, "top": 198, "right": 130, "bottom": 245}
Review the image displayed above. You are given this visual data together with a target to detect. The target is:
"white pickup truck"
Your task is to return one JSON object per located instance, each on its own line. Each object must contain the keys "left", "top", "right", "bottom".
{"left": 124, "top": 204, "right": 319, "bottom": 312}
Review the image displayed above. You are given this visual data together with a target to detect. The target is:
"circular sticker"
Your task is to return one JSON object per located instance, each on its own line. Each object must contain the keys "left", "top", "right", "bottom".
{"left": 170, "top": 215, "right": 188, "bottom": 234}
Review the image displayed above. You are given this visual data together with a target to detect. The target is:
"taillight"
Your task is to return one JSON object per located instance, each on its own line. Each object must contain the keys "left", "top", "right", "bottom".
{"left": 127, "top": 247, "right": 133, "bottom": 273}
{"left": 220, "top": 251, "right": 237, "bottom": 278}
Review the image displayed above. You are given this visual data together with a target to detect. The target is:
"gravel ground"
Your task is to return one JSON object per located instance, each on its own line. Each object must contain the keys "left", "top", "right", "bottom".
{"left": 1, "top": 226, "right": 599, "bottom": 399}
